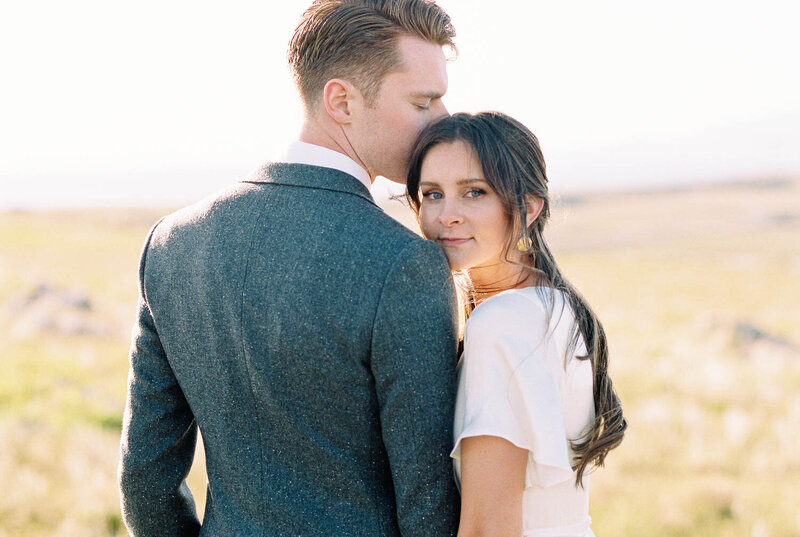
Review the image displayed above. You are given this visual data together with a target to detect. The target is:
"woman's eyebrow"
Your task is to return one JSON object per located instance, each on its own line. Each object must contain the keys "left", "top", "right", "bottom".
{"left": 419, "top": 178, "right": 486, "bottom": 187}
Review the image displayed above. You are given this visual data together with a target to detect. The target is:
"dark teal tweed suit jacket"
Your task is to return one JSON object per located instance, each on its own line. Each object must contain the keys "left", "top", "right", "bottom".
{"left": 118, "top": 163, "right": 460, "bottom": 536}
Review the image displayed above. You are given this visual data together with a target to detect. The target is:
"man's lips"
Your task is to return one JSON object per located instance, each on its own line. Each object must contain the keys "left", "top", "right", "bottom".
{"left": 438, "top": 237, "right": 471, "bottom": 247}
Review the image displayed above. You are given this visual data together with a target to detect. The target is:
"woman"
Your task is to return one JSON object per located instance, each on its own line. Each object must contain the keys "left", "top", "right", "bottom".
{"left": 406, "top": 112, "right": 626, "bottom": 537}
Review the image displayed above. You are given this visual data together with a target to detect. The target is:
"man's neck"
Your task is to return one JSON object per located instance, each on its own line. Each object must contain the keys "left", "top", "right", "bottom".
{"left": 299, "top": 121, "right": 374, "bottom": 182}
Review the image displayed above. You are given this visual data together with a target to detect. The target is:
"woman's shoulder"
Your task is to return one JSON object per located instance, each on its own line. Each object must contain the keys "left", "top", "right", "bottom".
{"left": 464, "top": 289, "right": 561, "bottom": 358}
{"left": 467, "top": 287, "right": 568, "bottom": 333}
{"left": 463, "top": 287, "right": 581, "bottom": 367}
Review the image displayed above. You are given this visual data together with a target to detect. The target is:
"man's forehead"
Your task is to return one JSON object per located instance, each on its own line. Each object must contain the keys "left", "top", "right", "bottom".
{"left": 397, "top": 37, "right": 447, "bottom": 69}
{"left": 393, "top": 60, "right": 448, "bottom": 95}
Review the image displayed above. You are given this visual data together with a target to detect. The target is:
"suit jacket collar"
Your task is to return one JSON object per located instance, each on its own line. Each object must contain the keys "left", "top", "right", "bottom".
{"left": 279, "top": 141, "right": 372, "bottom": 191}
{"left": 242, "top": 163, "right": 377, "bottom": 206}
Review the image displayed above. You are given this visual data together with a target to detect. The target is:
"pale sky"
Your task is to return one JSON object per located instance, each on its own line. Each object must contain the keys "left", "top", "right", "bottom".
{"left": 1, "top": 0, "right": 798, "bottom": 208}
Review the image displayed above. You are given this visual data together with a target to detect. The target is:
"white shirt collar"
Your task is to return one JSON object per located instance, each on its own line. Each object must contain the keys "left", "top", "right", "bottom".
{"left": 278, "top": 141, "right": 372, "bottom": 192}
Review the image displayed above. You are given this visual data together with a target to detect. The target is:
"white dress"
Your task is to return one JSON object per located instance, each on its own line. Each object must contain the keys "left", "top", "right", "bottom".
{"left": 451, "top": 288, "right": 596, "bottom": 537}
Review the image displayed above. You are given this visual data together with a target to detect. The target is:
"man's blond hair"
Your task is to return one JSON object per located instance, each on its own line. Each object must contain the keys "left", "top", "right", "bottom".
{"left": 288, "top": 0, "right": 455, "bottom": 110}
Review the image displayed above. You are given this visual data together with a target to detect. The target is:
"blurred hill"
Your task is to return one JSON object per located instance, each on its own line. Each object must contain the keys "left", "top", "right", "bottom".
{"left": 3, "top": 110, "right": 800, "bottom": 210}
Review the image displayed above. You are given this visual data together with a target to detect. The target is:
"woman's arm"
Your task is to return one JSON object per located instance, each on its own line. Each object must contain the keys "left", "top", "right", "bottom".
{"left": 457, "top": 435, "right": 528, "bottom": 537}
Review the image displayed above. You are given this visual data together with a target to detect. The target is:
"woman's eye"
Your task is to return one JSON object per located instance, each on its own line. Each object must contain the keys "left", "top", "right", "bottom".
{"left": 466, "top": 189, "right": 485, "bottom": 198}
{"left": 422, "top": 191, "right": 443, "bottom": 200}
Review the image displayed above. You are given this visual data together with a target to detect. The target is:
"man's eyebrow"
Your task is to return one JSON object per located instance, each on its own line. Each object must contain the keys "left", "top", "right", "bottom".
{"left": 411, "top": 91, "right": 444, "bottom": 99}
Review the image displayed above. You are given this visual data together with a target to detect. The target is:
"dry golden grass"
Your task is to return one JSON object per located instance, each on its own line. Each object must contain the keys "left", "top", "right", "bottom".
{"left": 1, "top": 177, "right": 798, "bottom": 536}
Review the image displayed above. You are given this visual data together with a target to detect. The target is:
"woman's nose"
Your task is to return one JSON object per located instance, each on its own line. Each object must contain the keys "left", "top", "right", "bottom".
{"left": 438, "top": 202, "right": 463, "bottom": 226}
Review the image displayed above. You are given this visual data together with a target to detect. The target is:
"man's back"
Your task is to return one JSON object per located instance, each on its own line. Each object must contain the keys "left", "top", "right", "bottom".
{"left": 119, "top": 164, "right": 460, "bottom": 536}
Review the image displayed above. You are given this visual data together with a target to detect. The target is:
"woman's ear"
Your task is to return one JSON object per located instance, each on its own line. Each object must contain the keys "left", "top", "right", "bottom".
{"left": 525, "top": 196, "right": 544, "bottom": 227}
{"left": 322, "top": 79, "right": 358, "bottom": 125}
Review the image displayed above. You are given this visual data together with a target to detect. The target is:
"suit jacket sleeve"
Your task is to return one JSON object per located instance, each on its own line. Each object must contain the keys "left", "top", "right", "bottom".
{"left": 371, "top": 239, "right": 461, "bottom": 537}
{"left": 118, "top": 222, "right": 201, "bottom": 537}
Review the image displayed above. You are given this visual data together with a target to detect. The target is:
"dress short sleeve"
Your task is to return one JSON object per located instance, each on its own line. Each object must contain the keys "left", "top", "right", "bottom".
{"left": 451, "top": 292, "right": 576, "bottom": 489}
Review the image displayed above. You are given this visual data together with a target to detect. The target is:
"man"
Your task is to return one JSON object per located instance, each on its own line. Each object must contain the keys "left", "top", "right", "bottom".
{"left": 118, "top": 1, "right": 460, "bottom": 535}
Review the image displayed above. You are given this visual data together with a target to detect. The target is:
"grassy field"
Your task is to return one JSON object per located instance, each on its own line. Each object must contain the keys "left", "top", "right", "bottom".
{"left": 1, "top": 177, "right": 799, "bottom": 536}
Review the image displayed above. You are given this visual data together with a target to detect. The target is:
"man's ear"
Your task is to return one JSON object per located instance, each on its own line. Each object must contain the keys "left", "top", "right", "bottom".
{"left": 525, "top": 196, "right": 544, "bottom": 227}
{"left": 322, "top": 79, "right": 358, "bottom": 125}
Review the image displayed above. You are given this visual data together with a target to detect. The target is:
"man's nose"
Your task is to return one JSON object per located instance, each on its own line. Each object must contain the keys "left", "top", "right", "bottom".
{"left": 431, "top": 99, "right": 449, "bottom": 120}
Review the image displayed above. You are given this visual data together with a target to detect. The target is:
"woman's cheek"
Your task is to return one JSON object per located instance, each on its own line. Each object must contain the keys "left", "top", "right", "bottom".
{"left": 418, "top": 210, "right": 435, "bottom": 240}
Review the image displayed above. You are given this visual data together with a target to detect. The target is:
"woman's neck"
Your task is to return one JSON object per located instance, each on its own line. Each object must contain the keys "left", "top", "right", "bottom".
{"left": 467, "top": 265, "right": 538, "bottom": 306}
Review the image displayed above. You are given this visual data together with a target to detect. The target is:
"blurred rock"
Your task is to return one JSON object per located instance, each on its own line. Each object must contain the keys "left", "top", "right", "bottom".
{"left": 766, "top": 212, "right": 800, "bottom": 225}
{"left": 734, "top": 322, "right": 790, "bottom": 346}
{"left": 688, "top": 315, "right": 799, "bottom": 366}
{"left": 732, "top": 321, "right": 799, "bottom": 366}
{"left": 2, "top": 283, "right": 108, "bottom": 339}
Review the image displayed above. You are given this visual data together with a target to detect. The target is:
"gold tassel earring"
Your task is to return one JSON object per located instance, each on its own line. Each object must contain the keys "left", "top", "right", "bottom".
{"left": 516, "top": 234, "right": 532, "bottom": 252}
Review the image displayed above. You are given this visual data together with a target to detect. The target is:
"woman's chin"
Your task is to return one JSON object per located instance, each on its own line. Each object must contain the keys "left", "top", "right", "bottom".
{"left": 445, "top": 258, "right": 468, "bottom": 272}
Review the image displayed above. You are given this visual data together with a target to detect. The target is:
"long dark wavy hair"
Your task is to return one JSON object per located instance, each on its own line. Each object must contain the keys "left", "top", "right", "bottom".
{"left": 406, "top": 111, "right": 626, "bottom": 485}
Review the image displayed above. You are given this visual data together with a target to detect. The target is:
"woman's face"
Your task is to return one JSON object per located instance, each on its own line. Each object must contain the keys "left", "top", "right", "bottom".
{"left": 418, "top": 141, "right": 522, "bottom": 281}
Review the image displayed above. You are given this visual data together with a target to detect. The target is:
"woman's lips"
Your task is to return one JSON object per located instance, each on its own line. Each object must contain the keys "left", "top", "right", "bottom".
{"left": 438, "top": 237, "right": 471, "bottom": 247}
